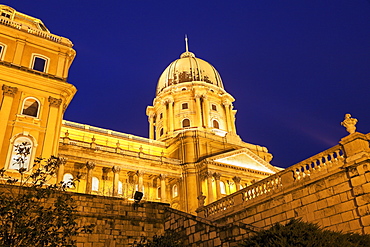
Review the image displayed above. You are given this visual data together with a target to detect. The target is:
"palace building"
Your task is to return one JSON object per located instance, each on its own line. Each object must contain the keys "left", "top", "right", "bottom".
{"left": 0, "top": 5, "right": 281, "bottom": 214}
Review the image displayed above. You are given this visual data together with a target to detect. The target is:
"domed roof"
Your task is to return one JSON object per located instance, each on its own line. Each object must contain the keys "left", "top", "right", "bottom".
{"left": 156, "top": 51, "right": 224, "bottom": 95}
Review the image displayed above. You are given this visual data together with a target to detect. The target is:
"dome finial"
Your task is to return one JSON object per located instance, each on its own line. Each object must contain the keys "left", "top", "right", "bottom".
{"left": 185, "top": 34, "right": 189, "bottom": 52}
{"left": 180, "top": 35, "right": 195, "bottom": 58}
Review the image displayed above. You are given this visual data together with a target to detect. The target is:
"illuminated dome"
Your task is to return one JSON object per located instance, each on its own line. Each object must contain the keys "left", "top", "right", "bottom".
{"left": 156, "top": 51, "right": 224, "bottom": 95}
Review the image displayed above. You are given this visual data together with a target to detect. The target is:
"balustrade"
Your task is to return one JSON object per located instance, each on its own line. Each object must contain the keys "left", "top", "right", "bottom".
{"left": 198, "top": 145, "right": 344, "bottom": 219}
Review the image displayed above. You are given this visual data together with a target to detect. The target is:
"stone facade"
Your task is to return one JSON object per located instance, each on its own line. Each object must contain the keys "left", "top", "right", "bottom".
{"left": 0, "top": 4, "right": 279, "bottom": 216}
{"left": 2, "top": 5, "right": 370, "bottom": 247}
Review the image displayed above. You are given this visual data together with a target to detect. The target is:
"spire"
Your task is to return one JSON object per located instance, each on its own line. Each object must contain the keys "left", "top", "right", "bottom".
{"left": 185, "top": 34, "right": 189, "bottom": 52}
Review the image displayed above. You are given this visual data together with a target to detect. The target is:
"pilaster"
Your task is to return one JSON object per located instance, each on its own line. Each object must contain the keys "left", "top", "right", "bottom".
{"left": 0, "top": 85, "right": 18, "bottom": 155}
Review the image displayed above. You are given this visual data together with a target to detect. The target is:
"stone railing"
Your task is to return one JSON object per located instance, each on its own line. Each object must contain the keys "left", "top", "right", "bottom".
{"left": 0, "top": 17, "right": 72, "bottom": 47}
{"left": 199, "top": 144, "right": 344, "bottom": 218}
{"left": 291, "top": 145, "right": 344, "bottom": 181}
{"left": 60, "top": 137, "right": 181, "bottom": 165}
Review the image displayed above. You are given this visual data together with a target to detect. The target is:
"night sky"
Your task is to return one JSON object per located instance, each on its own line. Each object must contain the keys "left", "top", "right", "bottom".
{"left": 3, "top": 1, "right": 370, "bottom": 168}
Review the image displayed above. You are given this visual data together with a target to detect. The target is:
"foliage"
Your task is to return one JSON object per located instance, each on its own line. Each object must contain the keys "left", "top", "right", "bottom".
{"left": 133, "top": 230, "right": 184, "bottom": 247}
{"left": 241, "top": 219, "right": 370, "bottom": 247}
{"left": 0, "top": 142, "right": 93, "bottom": 247}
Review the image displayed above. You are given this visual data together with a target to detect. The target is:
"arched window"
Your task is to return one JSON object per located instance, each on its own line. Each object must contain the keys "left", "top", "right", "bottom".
{"left": 8, "top": 136, "right": 34, "bottom": 171}
{"left": 22, "top": 97, "right": 40, "bottom": 118}
{"left": 220, "top": 181, "right": 226, "bottom": 195}
{"left": 172, "top": 184, "right": 178, "bottom": 198}
{"left": 31, "top": 54, "right": 49, "bottom": 73}
{"left": 118, "top": 181, "right": 123, "bottom": 195}
{"left": 62, "top": 173, "right": 74, "bottom": 188}
{"left": 159, "top": 128, "right": 164, "bottom": 136}
{"left": 213, "top": 120, "right": 219, "bottom": 129}
{"left": 182, "top": 119, "right": 190, "bottom": 128}
{"left": 92, "top": 177, "right": 99, "bottom": 191}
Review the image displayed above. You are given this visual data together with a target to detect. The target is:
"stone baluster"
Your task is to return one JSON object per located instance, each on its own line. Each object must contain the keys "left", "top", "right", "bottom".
{"left": 85, "top": 161, "right": 95, "bottom": 194}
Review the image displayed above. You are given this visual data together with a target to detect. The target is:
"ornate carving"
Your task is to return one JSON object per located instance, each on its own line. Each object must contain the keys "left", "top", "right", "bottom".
{"left": 59, "top": 157, "right": 68, "bottom": 165}
{"left": 341, "top": 113, "right": 358, "bottom": 134}
{"left": 2, "top": 84, "right": 18, "bottom": 97}
{"left": 112, "top": 166, "right": 121, "bottom": 174}
{"left": 86, "top": 161, "right": 96, "bottom": 170}
{"left": 48, "top": 96, "right": 62, "bottom": 107}
{"left": 201, "top": 171, "right": 212, "bottom": 180}
{"left": 197, "top": 192, "right": 206, "bottom": 207}
{"left": 213, "top": 172, "right": 221, "bottom": 180}
{"left": 222, "top": 100, "right": 231, "bottom": 106}
{"left": 102, "top": 167, "right": 111, "bottom": 174}
{"left": 137, "top": 170, "right": 145, "bottom": 176}
{"left": 232, "top": 176, "right": 241, "bottom": 183}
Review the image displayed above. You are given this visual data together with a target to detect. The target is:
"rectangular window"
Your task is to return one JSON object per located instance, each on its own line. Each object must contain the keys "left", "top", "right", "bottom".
{"left": 1, "top": 12, "right": 10, "bottom": 18}
{"left": 0, "top": 46, "right": 3, "bottom": 59}
{"left": 182, "top": 103, "right": 188, "bottom": 109}
{"left": 33, "top": 57, "right": 46, "bottom": 72}
{"left": 212, "top": 104, "right": 217, "bottom": 111}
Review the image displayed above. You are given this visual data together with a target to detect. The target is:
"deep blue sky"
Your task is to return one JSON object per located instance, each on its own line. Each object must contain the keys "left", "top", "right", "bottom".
{"left": 3, "top": 1, "right": 370, "bottom": 168}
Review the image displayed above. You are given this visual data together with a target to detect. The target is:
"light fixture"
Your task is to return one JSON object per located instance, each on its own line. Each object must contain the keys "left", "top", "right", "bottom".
{"left": 134, "top": 191, "right": 143, "bottom": 203}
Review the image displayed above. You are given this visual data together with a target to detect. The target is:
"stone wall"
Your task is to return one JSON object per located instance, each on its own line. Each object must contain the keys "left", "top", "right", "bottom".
{"left": 194, "top": 132, "right": 370, "bottom": 245}
{"left": 72, "top": 194, "right": 168, "bottom": 247}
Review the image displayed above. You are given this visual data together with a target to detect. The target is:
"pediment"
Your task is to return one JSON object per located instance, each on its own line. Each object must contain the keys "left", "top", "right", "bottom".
{"left": 208, "top": 148, "right": 279, "bottom": 174}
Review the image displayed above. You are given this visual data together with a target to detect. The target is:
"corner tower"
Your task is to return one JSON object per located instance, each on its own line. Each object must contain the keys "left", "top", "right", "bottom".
{"left": 0, "top": 5, "right": 76, "bottom": 170}
{"left": 147, "top": 47, "right": 237, "bottom": 141}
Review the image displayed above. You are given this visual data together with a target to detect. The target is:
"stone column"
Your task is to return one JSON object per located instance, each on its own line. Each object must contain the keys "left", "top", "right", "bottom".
{"left": 202, "top": 96, "right": 210, "bottom": 128}
{"left": 112, "top": 166, "right": 121, "bottom": 196}
{"left": 162, "top": 101, "right": 168, "bottom": 135}
{"left": 223, "top": 100, "right": 233, "bottom": 133}
{"left": 0, "top": 85, "right": 18, "bottom": 153}
{"left": 168, "top": 98, "right": 174, "bottom": 133}
{"left": 195, "top": 95, "right": 202, "bottom": 127}
{"left": 137, "top": 170, "right": 144, "bottom": 192}
{"left": 85, "top": 161, "right": 95, "bottom": 194}
{"left": 231, "top": 108, "right": 237, "bottom": 133}
{"left": 148, "top": 114, "right": 155, "bottom": 140}
{"left": 160, "top": 174, "right": 167, "bottom": 202}
{"left": 205, "top": 172, "right": 214, "bottom": 203}
{"left": 233, "top": 176, "right": 241, "bottom": 192}
{"left": 43, "top": 97, "right": 63, "bottom": 157}
{"left": 214, "top": 173, "right": 221, "bottom": 200}
{"left": 57, "top": 157, "right": 67, "bottom": 184}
